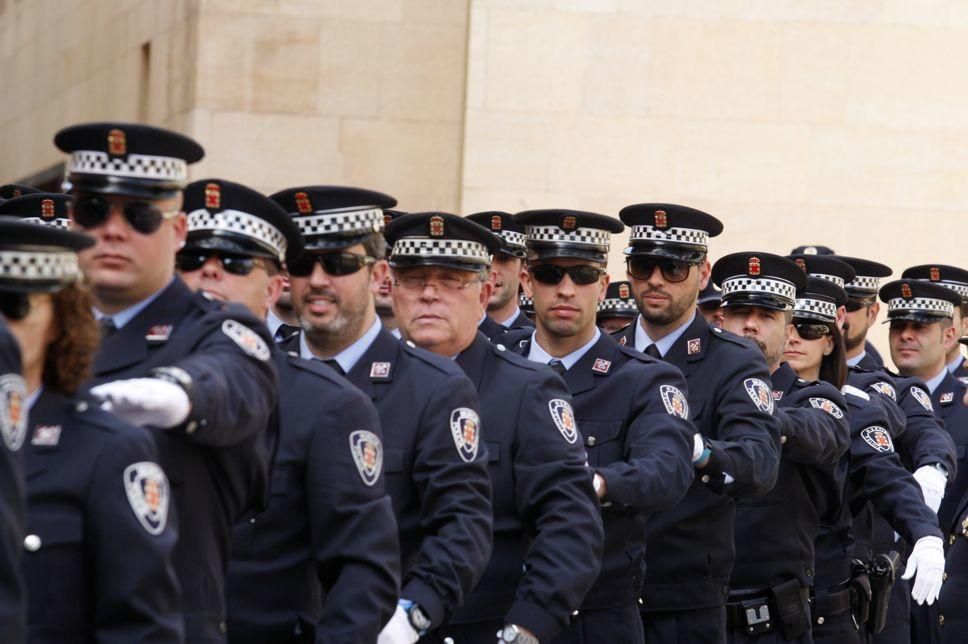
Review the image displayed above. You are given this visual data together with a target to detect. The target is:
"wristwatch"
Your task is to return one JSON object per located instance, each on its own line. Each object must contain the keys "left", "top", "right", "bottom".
{"left": 404, "top": 601, "right": 431, "bottom": 634}
{"left": 498, "top": 624, "right": 539, "bottom": 643}
{"left": 149, "top": 366, "right": 194, "bottom": 398}
{"left": 930, "top": 462, "right": 949, "bottom": 478}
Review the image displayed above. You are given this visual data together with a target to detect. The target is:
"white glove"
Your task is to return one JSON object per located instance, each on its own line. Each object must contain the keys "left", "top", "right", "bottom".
{"left": 692, "top": 433, "right": 705, "bottom": 462}
{"left": 902, "top": 535, "right": 945, "bottom": 605}
{"left": 912, "top": 465, "right": 947, "bottom": 514}
{"left": 378, "top": 605, "right": 419, "bottom": 644}
{"left": 90, "top": 378, "right": 191, "bottom": 429}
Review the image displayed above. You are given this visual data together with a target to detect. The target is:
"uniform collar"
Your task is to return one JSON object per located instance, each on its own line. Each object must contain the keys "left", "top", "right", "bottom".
{"left": 526, "top": 327, "right": 601, "bottom": 371}
{"left": 634, "top": 310, "right": 696, "bottom": 356}
{"left": 265, "top": 308, "right": 286, "bottom": 339}
{"left": 26, "top": 385, "right": 44, "bottom": 411}
{"left": 924, "top": 367, "right": 948, "bottom": 394}
{"left": 94, "top": 277, "right": 174, "bottom": 329}
{"left": 496, "top": 306, "right": 523, "bottom": 329}
{"left": 455, "top": 332, "right": 492, "bottom": 388}
{"left": 770, "top": 362, "right": 799, "bottom": 397}
{"left": 948, "top": 352, "right": 966, "bottom": 374}
{"left": 846, "top": 350, "right": 865, "bottom": 368}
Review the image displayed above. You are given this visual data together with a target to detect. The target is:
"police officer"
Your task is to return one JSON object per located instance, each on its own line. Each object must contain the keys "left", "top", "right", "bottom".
{"left": 385, "top": 212, "right": 605, "bottom": 643}
{"left": 55, "top": 122, "right": 278, "bottom": 642}
{"left": 596, "top": 280, "right": 639, "bottom": 333}
{"left": 270, "top": 187, "right": 492, "bottom": 644}
{"left": 173, "top": 179, "right": 401, "bottom": 643}
{"left": 698, "top": 282, "right": 724, "bottom": 328}
{"left": 0, "top": 212, "right": 183, "bottom": 642}
{"left": 504, "top": 209, "right": 695, "bottom": 643}
{"left": 830, "top": 256, "right": 893, "bottom": 373}
{"left": 901, "top": 265, "right": 968, "bottom": 382}
{"left": 466, "top": 211, "right": 533, "bottom": 340}
{"left": 714, "top": 254, "right": 850, "bottom": 643}
{"left": 375, "top": 209, "right": 407, "bottom": 333}
{"left": 613, "top": 203, "right": 781, "bottom": 644}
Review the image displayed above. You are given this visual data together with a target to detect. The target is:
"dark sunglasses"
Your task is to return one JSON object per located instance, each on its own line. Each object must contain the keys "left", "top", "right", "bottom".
{"left": 72, "top": 194, "right": 178, "bottom": 235}
{"left": 845, "top": 297, "right": 875, "bottom": 313}
{"left": 175, "top": 253, "right": 260, "bottom": 276}
{"left": 529, "top": 264, "right": 604, "bottom": 286}
{"left": 288, "top": 252, "right": 376, "bottom": 278}
{"left": 794, "top": 321, "right": 834, "bottom": 340}
{"left": 626, "top": 256, "right": 695, "bottom": 283}
{"left": 0, "top": 293, "right": 30, "bottom": 321}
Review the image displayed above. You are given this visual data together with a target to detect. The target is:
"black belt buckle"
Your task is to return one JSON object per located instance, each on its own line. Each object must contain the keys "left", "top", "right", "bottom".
{"left": 742, "top": 598, "right": 772, "bottom": 635}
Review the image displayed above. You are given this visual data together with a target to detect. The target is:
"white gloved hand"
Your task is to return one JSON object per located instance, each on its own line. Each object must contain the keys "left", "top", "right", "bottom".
{"left": 378, "top": 605, "right": 419, "bottom": 644}
{"left": 902, "top": 535, "right": 945, "bottom": 605}
{"left": 692, "top": 433, "right": 705, "bottom": 462}
{"left": 90, "top": 378, "right": 191, "bottom": 429}
{"left": 912, "top": 465, "right": 947, "bottom": 514}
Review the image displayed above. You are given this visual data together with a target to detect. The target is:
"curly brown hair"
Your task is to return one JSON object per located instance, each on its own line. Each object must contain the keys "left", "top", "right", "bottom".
{"left": 45, "top": 282, "right": 99, "bottom": 395}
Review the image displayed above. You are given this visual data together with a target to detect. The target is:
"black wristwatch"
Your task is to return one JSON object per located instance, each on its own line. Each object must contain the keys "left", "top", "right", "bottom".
{"left": 498, "top": 624, "right": 539, "bottom": 643}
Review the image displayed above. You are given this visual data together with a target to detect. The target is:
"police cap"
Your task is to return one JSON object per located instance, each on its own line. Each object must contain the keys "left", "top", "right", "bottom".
{"left": 466, "top": 211, "right": 526, "bottom": 259}
{"left": 0, "top": 193, "right": 71, "bottom": 228}
{"left": 879, "top": 280, "right": 961, "bottom": 323}
{"left": 270, "top": 186, "right": 396, "bottom": 251}
{"left": 620, "top": 203, "right": 722, "bottom": 262}
{"left": 515, "top": 209, "right": 623, "bottom": 264}
{"left": 712, "top": 251, "right": 807, "bottom": 312}
{"left": 385, "top": 212, "right": 500, "bottom": 272}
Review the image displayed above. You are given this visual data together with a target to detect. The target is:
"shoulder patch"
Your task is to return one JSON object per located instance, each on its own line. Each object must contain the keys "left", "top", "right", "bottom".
{"left": 349, "top": 430, "right": 383, "bottom": 486}
{"left": 659, "top": 384, "right": 690, "bottom": 419}
{"left": 549, "top": 399, "right": 578, "bottom": 444}
{"left": 687, "top": 338, "right": 701, "bottom": 355}
{"left": 861, "top": 426, "right": 894, "bottom": 453}
{"left": 870, "top": 381, "right": 897, "bottom": 401}
{"left": 221, "top": 319, "right": 270, "bottom": 361}
{"left": 809, "top": 397, "right": 845, "bottom": 419}
{"left": 0, "top": 374, "right": 27, "bottom": 451}
{"left": 450, "top": 408, "right": 480, "bottom": 462}
{"left": 592, "top": 358, "right": 611, "bottom": 374}
{"left": 841, "top": 384, "right": 870, "bottom": 402}
{"left": 909, "top": 386, "right": 933, "bottom": 412}
{"left": 31, "top": 424, "right": 61, "bottom": 446}
{"left": 940, "top": 392, "right": 954, "bottom": 404}
{"left": 744, "top": 377, "right": 774, "bottom": 414}
{"left": 123, "top": 461, "right": 170, "bottom": 535}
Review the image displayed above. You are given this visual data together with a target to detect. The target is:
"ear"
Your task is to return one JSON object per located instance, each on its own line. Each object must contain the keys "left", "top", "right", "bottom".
{"left": 822, "top": 335, "right": 835, "bottom": 356}
{"left": 171, "top": 211, "right": 188, "bottom": 245}
{"left": 264, "top": 272, "right": 285, "bottom": 312}
{"left": 698, "top": 259, "right": 711, "bottom": 290}
{"left": 868, "top": 301, "right": 880, "bottom": 325}
{"left": 836, "top": 305, "right": 847, "bottom": 330}
{"left": 479, "top": 276, "right": 493, "bottom": 308}
{"left": 370, "top": 259, "right": 389, "bottom": 295}
{"left": 520, "top": 266, "right": 533, "bottom": 298}
{"left": 942, "top": 321, "right": 959, "bottom": 351}
{"left": 599, "top": 271, "right": 610, "bottom": 302}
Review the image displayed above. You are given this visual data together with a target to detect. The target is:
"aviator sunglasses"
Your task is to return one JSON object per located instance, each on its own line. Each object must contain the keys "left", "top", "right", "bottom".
{"left": 529, "top": 264, "right": 605, "bottom": 286}
{"left": 287, "top": 252, "right": 376, "bottom": 278}
{"left": 175, "top": 252, "right": 262, "bottom": 276}
{"left": 72, "top": 194, "right": 179, "bottom": 235}
{"left": 793, "top": 320, "right": 834, "bottom": 341}
{"left": 626, "top": 256, "right": 696, "bottom": 283}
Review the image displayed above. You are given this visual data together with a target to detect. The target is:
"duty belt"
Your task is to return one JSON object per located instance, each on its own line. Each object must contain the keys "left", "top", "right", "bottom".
{"left": 726, "top": 590, "right": 773, "bottom": 636}
{"left": 809, "top": 580, "right": 852, "bottom": 621}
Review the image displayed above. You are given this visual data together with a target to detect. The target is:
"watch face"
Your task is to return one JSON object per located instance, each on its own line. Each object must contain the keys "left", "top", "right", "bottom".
{"left": 409, "top": 605, "right": 431, "bottom": 631}
{"left": 501, "top": 625, "right": 518, "bottom": 641}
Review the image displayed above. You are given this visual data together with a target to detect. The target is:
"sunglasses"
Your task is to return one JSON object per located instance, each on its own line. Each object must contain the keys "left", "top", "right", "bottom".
{"left": 626, "top": 256, "right": 696, "bottom": 283}
{"left": 72, "top": 195, "right": 179, "bottom": 235}
{"left": 529, "top": 264, "right": 605, "bottom": 286}
{"left": 175, "top": 253, "right": 261, "bottom": 276}
{"left": 287, "top": 252, "right": 376, "bottom": 278}
{"left": 0, "top": 293, "right": 30, "bottom": 321}
{"left": 794, "top": 321, "right": 834, "bottom": 340}
{"left": 845, "top": 297, "right": 875, "bottom": 313}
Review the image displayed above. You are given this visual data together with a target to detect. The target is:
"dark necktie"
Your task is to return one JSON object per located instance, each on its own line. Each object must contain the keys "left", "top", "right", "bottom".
{"left": 644, "top": 343, "right": 662, "bottom": 360}
{"left": 322, "top": 359, "right": 345, "bottom": 376}
{"left": 274, "top": 323, "right": 299, "bottom": 342}
{"left": 100, "top": 318, "right": 118, "bottom": 339}
{"left": 548, "top": 359, "right": 567, "bottom": 375}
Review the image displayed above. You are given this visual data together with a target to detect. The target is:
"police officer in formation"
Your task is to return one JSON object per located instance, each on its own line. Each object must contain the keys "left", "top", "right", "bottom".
{"left": 505, "top": 209, "right": 695, "bottom": 642}
{"left": 595, "top": 280, "right": 640, "bottom": 333}
{"left": 270, "top": 187, "right": 493, "bottom": 643}
{"left": 2, "top": 120, "right": 968, "bottom": 644}
{"left": 714, "top": 254, "right": 850, "bottom": 643}
{"left": 384, "top": 212, "right": 604, "bottom": 643}
{"left": 612, "top": 204, "right": 782, "bottom": 643}
{"left": 174, "top": 178, "right": 401, "bottom": 643}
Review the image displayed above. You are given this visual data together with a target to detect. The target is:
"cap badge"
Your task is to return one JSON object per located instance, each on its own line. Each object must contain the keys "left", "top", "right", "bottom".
{"left": 795, "top": 258, "right": 807, "bottom": 272}
{"left": 901, "top": 283, "right": 913, "bottom": 299}
{"left": 107, "top": 128, "right": 126, "bottom": 156}
{"left": 204, "top": 182, "right": 221, "bottom": 210}
{"left": 40, "top": 199, "right": 55, "bottom": 220}
{"left": 490, "top": 215, "right": 502, "bottom": 231}
{"left": 294, "top": 192, "right": 313, "bottom": 214}
{"left": 561, "top": 215, "right": 577, "bottom": 231}
{"left": 427, "top": 215, "right": 444, "bottom": 237}
{"left": 383, "top": 213, "right": 393, "bottom": 227}
{"left": 930, "top": 267, "right": 941, "bottom": 281}
{"left": 654, "top": 210, "right": 668, "bottom": 229}
{"left": 618, "top": 283, "right": 630, "bottom": 299}
{"left": 748, "top": 256, "right": 761, "bottom": 276}
{"left": 11, "top": 189, "right": 21, "bottom": 198}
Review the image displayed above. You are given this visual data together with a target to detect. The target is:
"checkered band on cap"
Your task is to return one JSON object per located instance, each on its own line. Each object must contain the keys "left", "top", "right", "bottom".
{"left": 794, "top": 297, "right": 838, "bottom": 321}
{"left": 630, "top": 225, "right": 709, "bottom": 247}
{"left": 888, "top": 297, "right": 954, "bottom": 317}
{"left": 811, "top": 273, "right": 845, "bottom": 289}
{"left": 19, "top": 217, "right": 70, "bottom": 230}
{"left": 391, "top": 237, "right": 491, "bottom": 264}
{"left": 293, "top": 207, "right": 384, "bottom": 238}
{"left": 70, "top": 150, "right": 188, "bottom": 184}
{"left": 721, "top": 276, "right": 798, "bottom": 304}
{"left": 500, "top": 230, "right": 527, "bottom": 249}
{"left": 0, "top": 249, "right": 80, "bottom": 283}
{"left": 847, "top": 275, "right": 881, "bottom": 292}
{"left": 599, "top": 298, "right": 638, "bottom": 314}
{"left": 187, "top": 208, "right": 289, "bottom": 260}
{"left": 929, "top": 281, "right": 968, "bottom": 301}
{"left": 525, "top": 225, "right": 611, "bottom": 248}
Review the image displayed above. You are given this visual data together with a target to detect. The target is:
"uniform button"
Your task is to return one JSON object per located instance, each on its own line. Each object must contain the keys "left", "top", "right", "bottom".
{"left": 185, "top": 421, "right": 198, "bottom": 434}
{"left": 780, "top": 435, "right": 787, "bottom": 444}
{"left": 638, "top": 598, "right": 644, "bottom": 605}
{"left": 950, "top": 535, "right": 957, "bottom": 546}
{"left": 75, "top": 401, "right": 89, "bottom": 412}
{"left": 806, "top": 568, "right": 814, "bottom": 577}
{"left": 23, "top": 535, "right": 41, "bottom": 551}
{"left": 219, "top": 621, "right": 227, "bottom": 634}
{"left": 939, "top": 614, "right": 945, "bottom": 626}
{"left": 200, "top": 419, "right": 208, "bottom": 427}
{"left": 572, "top": 610, "right": 579, "bottom": 616}
{"left": 943, "top": 572, "right": 948, "bottom": 581}
{"left": 701, "top": 474, "right": 710, "bottom": 483}
{"left": 586, "top": 436, "right": 597, "bottom": 447}
{"left": 249, "top": 517, "right": 256, "bottom": 524}
{"left": 496, "top": 344, "right": 506, "bottom": 351}
{"left": 816, "top": 616, "right": 825, "bottom": 625}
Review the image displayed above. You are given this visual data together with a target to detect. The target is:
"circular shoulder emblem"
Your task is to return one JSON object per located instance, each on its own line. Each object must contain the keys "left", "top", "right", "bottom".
{"left": 909, "top": 386, "right": 933, "bottom": 412}
{"left": 349, "top": 430, "right": 383, "bottom": 487}
{"left": 549, "top": 399, "right": 578, "bottom": 444}
{"left": 123, "top": 462, "right": 170, "bottom": 535}
{"left": 450, "top": 408, "right": 480, "bottom": 462}
{"left": 221, "top": 319, "right": 271, "bottom": 361}
{"left": 0, "top": 374, "right": 27, "bottom": 451}
{"left": 861, "top": 426, "right": 894, "bottom": 453}
{"left": 870, "top": 381, "right": 897, "bottom": 402}
{"left": 659, "top": 384, "right": 690, "bottom": 419}
{"left": 809, "top": 397, "right": 844, "bottom": 419}
{"left": 744, "top": 377, "right": 774, "bottom": 414}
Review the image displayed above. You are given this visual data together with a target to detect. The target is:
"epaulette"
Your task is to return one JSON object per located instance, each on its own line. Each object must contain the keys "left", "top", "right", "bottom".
{"left": 400, "top": 339, "right": 467, "bottom": 377}
{"left": 841, "top": 384, "right": 870, "bottom": 402}
{"left": 708, "top": 325, "right": 758, "bottom": 349}
{"left": 491, "top": 342, "right": 548, "bottom": 372}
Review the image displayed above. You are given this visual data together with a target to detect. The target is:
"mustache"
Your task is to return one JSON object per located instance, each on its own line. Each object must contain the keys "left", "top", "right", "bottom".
{"left": 639, "top": 287, "right": 669, "bottom": 298}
